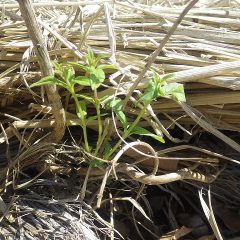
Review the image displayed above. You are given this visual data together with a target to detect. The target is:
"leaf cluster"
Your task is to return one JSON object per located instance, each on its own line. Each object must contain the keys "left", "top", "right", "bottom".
{"left": 139, "top": 72, "right": 186, "bottom": 103}
{"left": 31, "top": 48, "right": 115, "bottom": 93}
{"left": 30, "top": 48, "right": 186, "bottom": 163}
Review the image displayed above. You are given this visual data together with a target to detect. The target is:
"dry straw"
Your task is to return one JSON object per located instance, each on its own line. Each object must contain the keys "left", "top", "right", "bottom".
{"left": 1, "top": 0, "right": 240, "bottom": 238}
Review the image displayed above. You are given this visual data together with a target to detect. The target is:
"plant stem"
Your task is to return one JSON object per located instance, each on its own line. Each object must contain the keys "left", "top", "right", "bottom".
{"left": 105, "top": 103, "right": 149, "bottom": 160}
{"left": 72, "top": 91, "right": 90, "bottom": 152}
{"left": 94, "top": 90, "right": 102, "bottom": 155}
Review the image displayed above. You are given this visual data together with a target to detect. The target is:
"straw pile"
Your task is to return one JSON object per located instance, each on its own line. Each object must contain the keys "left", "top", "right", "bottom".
{"left": 1, "top": 0, "right": 240, "bottom": 239}
{"left": 0, "top": 194, "right": 107, "bottom": 240}
{"left": 1, "top": 1, "right": 240, "bottom": 141}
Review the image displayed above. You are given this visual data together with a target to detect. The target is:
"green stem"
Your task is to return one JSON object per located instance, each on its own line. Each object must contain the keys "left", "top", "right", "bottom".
{"left": 94, "top": 90, "right": 102, "bottom": 155}
{"left": 72, "top": 91, "right": 90, "bottom": 152}
{"left": 105, "top": 103, "right": 149, "bottom": 160}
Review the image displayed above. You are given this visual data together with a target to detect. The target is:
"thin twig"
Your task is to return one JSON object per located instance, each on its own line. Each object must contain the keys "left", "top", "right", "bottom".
{"left": 104, "top": 2, "right": 116, "bottom": 63}
{"left": 0, "top": 1, "right": 111, "bottom": 9}
{"left": 16, "top": 0, "right": 66, "bottom": 143}
{"left": 38, "top": 19, "right": 83, "bottom": 59}
{"left": 77, "top": 5, "right": 104, "bottom": 51}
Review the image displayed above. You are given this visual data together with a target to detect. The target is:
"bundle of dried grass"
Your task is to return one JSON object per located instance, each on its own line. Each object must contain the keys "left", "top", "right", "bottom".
{"left": 1, "top": 0, "right": 240, "bottom": 141}
{"left": 0, "top": 193, "right": 108, "bottom": 240}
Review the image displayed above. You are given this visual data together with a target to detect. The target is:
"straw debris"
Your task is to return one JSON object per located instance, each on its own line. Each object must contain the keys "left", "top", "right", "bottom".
{"left": 1, "top": 0, "right": 240, "bottom": 239}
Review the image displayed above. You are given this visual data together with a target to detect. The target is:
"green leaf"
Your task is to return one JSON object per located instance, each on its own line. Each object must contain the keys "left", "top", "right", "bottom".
{"left": 76, "top": 101, "right": 87, "bottom": 119}
{"left": 116, "top": 110, "right": 128, "bottom": 129}
{"left": 159, "top": 82, "right": 186, "bottom": 102}
{"left": 152, "top": 71, "right": 160, "bottom": 83}
{"left": 98, "top": 64, "right": 117, "bottom": 70}
{"left": 86, "top": 49, "right": 107, "bottom": 68}
{"left": 62, "top": 66, "right": 75, "bottom": 82}
{"left": 105, "top": 97, "right": 129, "bottom": 128}
{"left": 52, "top": 61, "right": 63, "bottom": 74}
{"left": 75, "top": 94, "right": 94, "bottom": 104}
{"left": 172, "top": 91, "right": 186, "bottom": 102}
{"left": 79, "top": 101, "right": 87, "bottom": 116}
{"left": 105, "top": 97, "right": 122, "bottom": 111}
{"left": 87, "top": 113, "right": 107, "bottom": 124}
{"left": 161, "top": 73, "right": 175, "bottom": 82}
{"left": 90, "top": 159, "right": 103, "bottom": 167}
{"left": 139, "top": 78, "right": 158, "bottom": 103}
{"left": 86, "top": 47, "right": 95, "bottom": 66}
{"left": 103, "top": 141, "right": 112, "bottom": 160}
{"left": 72, "top": 76, "right": 91, "bottom": 86}
{"left": 89, "top": 68, "right": 105, "bottom": 90}
{"left": 52, "top": 62, "right": 74, "bottom": 82}
{"left": 30, "top": 76, "right": 68, "bottom": 89}
{"left": 130, "top": 126, "right": 165, "bottom": 143}
{"left": 94, "top": 54, "right": 105, "bottom": 67}
{"left": 68, "top": 62, "right": 90, "bottom": 72}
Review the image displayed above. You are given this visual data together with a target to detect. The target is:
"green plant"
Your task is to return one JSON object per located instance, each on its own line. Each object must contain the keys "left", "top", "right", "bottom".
{"left": 30, "top": 48, "right": 186, "bottom": 165}
{"left": 30, "top": 48, "right": 115, "bottom": 155}
{"left": 104, "top": 71, "right": 186, "bottom": 159}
